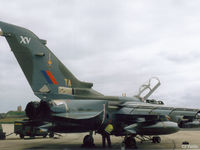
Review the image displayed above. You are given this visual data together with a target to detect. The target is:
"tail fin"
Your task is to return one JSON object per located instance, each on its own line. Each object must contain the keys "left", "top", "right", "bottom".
{"left": 0, "top": 21, "right": 98, "bottom": 100}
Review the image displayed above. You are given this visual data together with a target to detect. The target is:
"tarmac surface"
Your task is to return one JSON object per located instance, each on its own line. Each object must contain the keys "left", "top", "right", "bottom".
{"left": 0, "top": 124, "right": 200, "bottom": 150}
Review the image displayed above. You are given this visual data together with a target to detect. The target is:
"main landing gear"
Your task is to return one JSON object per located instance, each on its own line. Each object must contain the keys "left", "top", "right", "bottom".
{"left": 82, "top": 131, "right": 95, "bottom": 148}
{"left": 123, "top": 135, "right": 137, "bottom": 149}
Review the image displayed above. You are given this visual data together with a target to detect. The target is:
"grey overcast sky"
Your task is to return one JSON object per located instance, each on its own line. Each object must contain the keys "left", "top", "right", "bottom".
{"left": 0, "top": 0, "right": 200, "bottom": 112}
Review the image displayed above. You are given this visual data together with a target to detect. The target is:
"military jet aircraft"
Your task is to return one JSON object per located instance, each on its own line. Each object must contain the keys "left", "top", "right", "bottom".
{"left": 0, "top": 21, "right": 200, "bottom": 148}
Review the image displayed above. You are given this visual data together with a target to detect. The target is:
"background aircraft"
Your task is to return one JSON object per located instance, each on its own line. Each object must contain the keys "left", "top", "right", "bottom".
{"left": 0, "top": 21, "right": 200, "bottom": 148}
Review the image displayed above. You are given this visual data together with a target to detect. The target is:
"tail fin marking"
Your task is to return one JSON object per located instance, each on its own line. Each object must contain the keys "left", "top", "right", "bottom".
{"left": 41, "top": 70, "right": 58, "bottom": 85}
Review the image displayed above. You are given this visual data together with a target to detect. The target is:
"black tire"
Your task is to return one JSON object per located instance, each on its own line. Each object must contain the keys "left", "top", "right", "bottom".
{"left": 49, "top": 132, "right": 54, "bottom": 138}
{"left": 83, "top": 135, "right": 94, "bottom": 147}
{"left": 19, "top": 134, "right": 24, "bottom": 139}
{"left": 152, "top": 136, "right": 161, "bottom": 143}
{"left": 124, "top": 136, "right": 136, "bottom": 148}
{"left": 156, "top": 136, "right": 161, "bottom": 143}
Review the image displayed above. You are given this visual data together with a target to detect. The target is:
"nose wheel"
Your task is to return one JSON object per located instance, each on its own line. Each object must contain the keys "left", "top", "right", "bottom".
{"left": 82, "top": 134, "right": 95, "bottom": 147}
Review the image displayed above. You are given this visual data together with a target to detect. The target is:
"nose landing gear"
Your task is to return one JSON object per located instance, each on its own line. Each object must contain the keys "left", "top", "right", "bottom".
{"left": 82, "top": 131, "right": 95, "bottom": 148}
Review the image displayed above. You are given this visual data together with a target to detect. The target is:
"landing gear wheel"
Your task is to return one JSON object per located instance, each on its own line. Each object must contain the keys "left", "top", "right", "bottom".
{"left": 19, "top": 134, "right": 24, "bottom": 139}
{"left": 152, "top": 136, "right": 161, "bottom": 143}
{"left": 124, "top": 136, "right": 137, "bottom": 149}
{"left": 49, "top": 132, "right": 54, "bottom": 138}
{"left": 82, "top": 135, "right": 94, "bottom": 147}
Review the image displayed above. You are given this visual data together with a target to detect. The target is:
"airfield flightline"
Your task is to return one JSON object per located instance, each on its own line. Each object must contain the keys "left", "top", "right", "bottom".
{"left": 0, "top": 124, "right": 200, "bottom": 150}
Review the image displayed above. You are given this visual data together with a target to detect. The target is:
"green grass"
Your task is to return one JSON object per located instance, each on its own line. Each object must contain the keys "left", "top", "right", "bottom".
{"left": 0, "top": 117, "right": 27, "bottom": 124}
{"left": 6, "top": 111, "right": 25, "bottom": 117}
{"left": 0, "top": 111, "right": 27, "bottom": 124}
